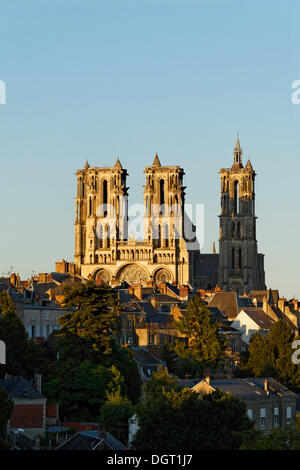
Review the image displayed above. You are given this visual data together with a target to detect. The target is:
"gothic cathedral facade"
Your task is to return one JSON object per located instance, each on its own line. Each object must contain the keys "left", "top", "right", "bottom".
{"left": 73, "top": 137, "right": 266, "bottom": 293}
{"left": 74, "top": 154, "right": 194, "bottom": 286}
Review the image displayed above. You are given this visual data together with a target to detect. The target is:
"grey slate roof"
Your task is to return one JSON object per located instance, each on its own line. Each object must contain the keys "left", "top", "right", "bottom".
{"left": 205, "top": 377, "right": 296, "bottom": 399}
{"left": 0, "top": 376, "right": 45, "bottom": 400}
{"left": 56, "top": 431, "right": 127, "bottom": 450}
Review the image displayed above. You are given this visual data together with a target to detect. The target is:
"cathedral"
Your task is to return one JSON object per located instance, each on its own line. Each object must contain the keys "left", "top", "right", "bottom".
{"left": 73, "top": 137, "right": 266, "bottom": 294}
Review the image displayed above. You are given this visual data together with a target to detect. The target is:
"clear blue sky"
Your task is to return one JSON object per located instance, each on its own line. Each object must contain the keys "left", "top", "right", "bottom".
{"left": 0, "top": 0, "right": 300, "bottom": 299}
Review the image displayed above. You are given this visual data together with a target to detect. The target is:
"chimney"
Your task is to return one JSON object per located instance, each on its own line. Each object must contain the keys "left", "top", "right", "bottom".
{"left": 158, "top": 282, "right": 167, "bottom": 295}
{"left": 134, "top": 284, "right": 143, "bottom": 300}
{"left": 278, "top": 298, "right": 285, "bottom": 313}
{"left": 262, "top": 295, "right": 268, "bottom": 314}
{"left": 150, "top": 297, "right": 159, "bottom": 311}
{"left": 34, "top": 373, "right": 42, "bottom": 393}
{"left": 264, "top": 379, "right": 269, "bottom": 395}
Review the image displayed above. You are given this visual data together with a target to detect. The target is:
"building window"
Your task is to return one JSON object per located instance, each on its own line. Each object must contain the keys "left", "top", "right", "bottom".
{"left": 287, "top": 406, "right": 292, "bottom": 425}
{"left": 45, "top": 325, "right": 50, "bottom": 337}
{"left": 31, "top": 311, "right": 36, "bottom": 321}
{"left": 247, "top": 409, "right": 253, "bottom": 420}
{"left": 260, "top": 408, "right": 266, "bottom": 428}
{"left": 274, "top": 407, "right": 279, "bottom": 427}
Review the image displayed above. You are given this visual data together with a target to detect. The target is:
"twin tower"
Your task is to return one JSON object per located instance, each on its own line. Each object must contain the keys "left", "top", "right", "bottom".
{"left": 74, "top": 137, "right": 266, "bottom": 294}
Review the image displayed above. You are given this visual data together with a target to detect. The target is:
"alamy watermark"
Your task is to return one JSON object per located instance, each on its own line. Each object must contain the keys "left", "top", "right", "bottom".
{"left": 292, "top": 340, "right": 300, "bottom": 364}
{"left": 87, "top": 202, "right": 205, "bottom": 250}
{"left": 0, "top": 80, "right": 6, "bottom": 104}
{"left": 0, "top": 340, "right": 6, "bottom": 364}
{"left": 291, "top": 80, "right": 300, "bottom": 104}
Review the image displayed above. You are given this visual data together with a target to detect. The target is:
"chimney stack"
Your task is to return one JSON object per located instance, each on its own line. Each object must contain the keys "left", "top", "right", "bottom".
{"left": 34, "top": 373, "right": 42, "bottom": 393}
{"left": 264, "top": 379, "right": 269, "bottom": 394}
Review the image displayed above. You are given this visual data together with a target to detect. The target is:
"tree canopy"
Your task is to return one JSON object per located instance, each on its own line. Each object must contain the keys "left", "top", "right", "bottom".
{"left": 58, "top": 281, "right": 120, "bottom": 356}
{"left": 0, "top": 292, "right": 45, "bottom": 379}
{"left": 0, "top": 387, "right": 13, "bottom": 450}
{"left": 238, "top": 319, "right": 300, "bottom": 391}
{"left": 133, "top": 384, "right": 253, "bottom": 450}
{"left": 163, "top": 295, "right": 226, "bottom": 377}
{"left": 42, "top": 282, "right": 141, "bottom": 420}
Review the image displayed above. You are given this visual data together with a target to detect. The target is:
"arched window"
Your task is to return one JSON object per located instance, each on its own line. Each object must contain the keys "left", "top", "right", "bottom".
{"left": 158, "top": 225, "right": 161, "bottom": 247}
{"left": 160, "top": 179, "right": 165, "bottom": 214}
{"left": 175, "top": 195, "right": 178, "bottom": 214}
{"left": 232, "top": 248, "right": 235, "bottom": 269}
{"left": 238, "top": 248, "right": 242, "bottom": 269}
{"left": 77, "top": 201, "right": 80, "bottom": 222}
{"left": 234, "top": 180, "right": 239, "bottom": 214}
{"left": 89, "top": 197, "right": 92, "bottom": 216}
{"left": 99, "top": 226, "right": 103, "bottom": 248}
{"left": 164, "top": 225, "right": 169, "bottom": 247}
{"left": 106, "top": 225, "right": 110, "bottom": 248}
{"left": 103, "top": 180, "right": 108, "bottom": 216}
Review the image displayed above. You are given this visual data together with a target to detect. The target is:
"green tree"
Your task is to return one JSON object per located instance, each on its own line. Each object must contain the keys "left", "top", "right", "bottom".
{"left": 240, "top": 426, "right": 300, "bottom": 450}
{"left": 43, "top": 360, "right": 121, "bottom": 421}
{"left": 99, "top": 389, "right": 134, "bottom": 445}
{"left": 162, "top": 341, "right": 204, "bottom": 378}
{"left": 58, "top": 282, "right": 120, "bottom": 356}
{"left": 42, "top": 283, "right": 142, "bottom": 420}
{"left": 0, "top": 292, "right": 17, "bottom": 316}
{"left": 174, "top": 296, "right": 226, "bottom": 369}
{"left": 133, "top": 387, "right": 253, "bottom": 450}
{"left": 0, "top": 292, "right": 45, "bottom": 378}
{"left": 0, "top": 388, "right": 13, "bottom": 450}
{"left": 144, "top": 365, "right": 180, "bottom": 400}
{"left": 237, "top": 320, "right": 299, "bottom": 390}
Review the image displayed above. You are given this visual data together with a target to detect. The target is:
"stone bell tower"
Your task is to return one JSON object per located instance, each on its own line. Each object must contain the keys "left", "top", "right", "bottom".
{"left": 218, "top": 136, "right": 266, "bottom": 294}
{"left": 74, "top": 158, "right": 129, "bottom": 274}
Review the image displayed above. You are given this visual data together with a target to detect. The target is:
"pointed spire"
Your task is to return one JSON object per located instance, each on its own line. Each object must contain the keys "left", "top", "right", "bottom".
{"left": 246, "top": 159, "right": 253, "bottom": 170}
{"left": 115, "top": 157, "right": 122, "bottom": 169}
{"left": 152, "top": 152, "right": 161, "bottom": 167}
{"left": 233, "top": 133, "right": 243, "bottom": 166}
{"left": 84, "top": 159, "right": 90, "bottom": 170}
{"left": 212, "top": 241, "right": 216, "bottom": 254}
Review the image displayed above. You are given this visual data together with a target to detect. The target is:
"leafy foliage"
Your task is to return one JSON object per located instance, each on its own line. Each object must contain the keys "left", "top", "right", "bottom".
{"left": 240, "top": 426, "right": 300, "bottom": 450}
{"left": 237, "top": 319, "right": 300, "bottom": 391}
{"left": 59, "top": 281, "right": 120, "bottom": 355}
{"left": 0, "top": 388, "right": 13, "bottom": 450}
{"left": 162, "top": 341, "right": 204, "bottom": 378}
{"left": 144, "top": 365, "right": 180, "bottom": 400}
{"left": 133, "top": 385, "right": 253, "bottom": 450}
{"left": 163, "top": 296, "right": 226, "bottom": 376}
{"left": 99, "top": 389, "right": 134, "bottom": 445}
{"left": 0, "top": 292, "right": 45, "bottom": 378}
{"left": 42, "top": 282, "right": 141, "bottom": 420}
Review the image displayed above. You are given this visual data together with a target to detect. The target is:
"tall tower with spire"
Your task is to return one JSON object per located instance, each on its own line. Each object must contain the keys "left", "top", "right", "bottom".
{"left": 218, "top": 136, "right": 266, "bottom": 294}
{"left": 74, "top": 158, "right": 129, "bottom": 274}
